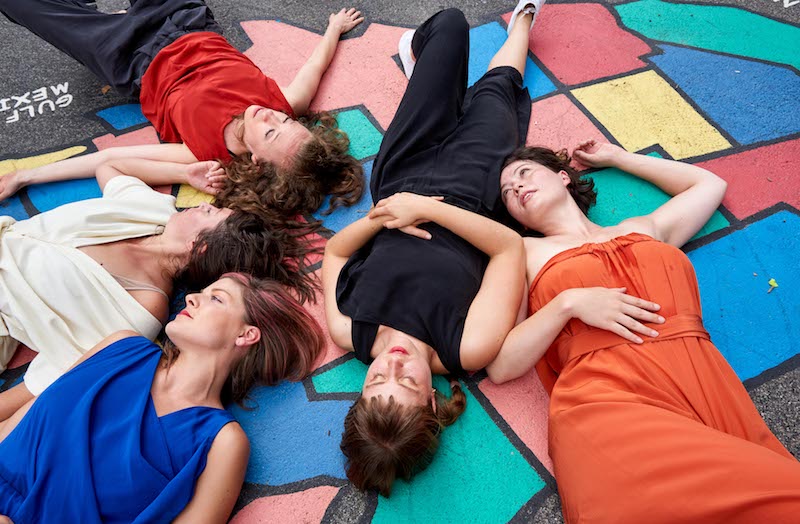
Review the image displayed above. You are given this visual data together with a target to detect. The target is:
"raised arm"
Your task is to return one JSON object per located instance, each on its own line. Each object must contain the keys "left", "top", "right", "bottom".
{"left": 573, "top": 140, "right": 727, "bottom": 247}
{"left": 0, "top": 143, "right": 198, "bottom": 200}
{"left": 281, "top": 8, "right": 364, "bottom": 115}
{"left": 368, "top": 193, "right": 526, "bottom": 370}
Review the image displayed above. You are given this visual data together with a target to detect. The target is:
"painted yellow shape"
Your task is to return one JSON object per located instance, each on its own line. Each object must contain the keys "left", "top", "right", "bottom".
{"left": 572, "top": 71, "right": 730, "bottom": 159}
{"left": 0, "top": 146, "right": 87, "bottom": 176}
{"left": 176, "top": 184, "right": 214, "bottom": 208}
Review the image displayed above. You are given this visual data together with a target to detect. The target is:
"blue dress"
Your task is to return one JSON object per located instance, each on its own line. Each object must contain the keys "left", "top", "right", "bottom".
{"left": 0, "top": 336, "right": 235, "bottom": 523}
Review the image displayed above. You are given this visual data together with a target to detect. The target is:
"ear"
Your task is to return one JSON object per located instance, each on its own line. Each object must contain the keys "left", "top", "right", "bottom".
{"left": 250, "top": 153, "right": 261, "bottom": 164}
{"left": 430, "top": 389, "right": 438, "bottom": 415}
{"left": 235, "top": 325, "right": 261, "bottom": 349}
{"left": 559, "top": 170, "right": 571, "bottom": 187}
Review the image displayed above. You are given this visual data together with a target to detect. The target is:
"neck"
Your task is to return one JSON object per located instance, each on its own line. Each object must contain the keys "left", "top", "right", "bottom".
{"left": 223, "top": 118, "right": 247, "bottom": 155}
{"left": 158, "top": 346, "right": 232, "bottom": 407}
{"left": 374, "top": 326, "right": 436, "bottom": 364}
{"left": 534, "top": 199, "right": 601, "bottom": 239}
{"left": 136, "top": 235, "right": 188, "bottom": 279}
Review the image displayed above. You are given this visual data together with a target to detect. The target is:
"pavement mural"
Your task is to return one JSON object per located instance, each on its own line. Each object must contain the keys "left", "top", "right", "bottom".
{"left": 1, "top": 1, "right": 799, "bottom": 522}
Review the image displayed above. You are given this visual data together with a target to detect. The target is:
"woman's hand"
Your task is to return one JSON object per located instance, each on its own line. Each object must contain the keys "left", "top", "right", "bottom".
{"left": 328, "top": 8, "right": 364, "bottom": 35}
{"left": 561, "top": 287, "right": 664, "bottom": 344}
{"left": 186, "top": 161, "right": 226, "bottom": 195}
{"left": 571, "top": 139, "right": 626, "bottom": 169}
{"left": 369, "top": 193, "right": 444, "bottom": 239}
{"left": 0, "top": 171, "right": 24, "bottom": 201}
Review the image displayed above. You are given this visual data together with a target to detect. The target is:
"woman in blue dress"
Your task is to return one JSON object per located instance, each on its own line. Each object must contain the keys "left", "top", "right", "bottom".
{"left": 0, "top": 273, "right": 325, "bottom": 523}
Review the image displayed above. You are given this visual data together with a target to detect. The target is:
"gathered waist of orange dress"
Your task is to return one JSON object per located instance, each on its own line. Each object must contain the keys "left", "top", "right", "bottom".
{"left": 552, "top": 313, "right": 710, "bottom": 367}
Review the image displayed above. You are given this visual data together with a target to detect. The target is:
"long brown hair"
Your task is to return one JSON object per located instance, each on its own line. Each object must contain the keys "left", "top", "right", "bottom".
{"left": 162, "top": 273, "right": 325, "bottom": 406}
{"left": 340, "top": 380, "right": 467, "bottom": 497}
{"left": 174, "top": 210, "right": 319, "bottom": 304}
{"left": 218, "top": 110, "right": 365, "bottom": 223}
{"left": 503, "top": 146, "right": 597, "bottom": 215}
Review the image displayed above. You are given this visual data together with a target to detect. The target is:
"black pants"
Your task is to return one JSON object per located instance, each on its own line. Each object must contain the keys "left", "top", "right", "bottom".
{"left": 372, "top": 8, "right": 530, "bottom": 216}
{"left": 0, "top": 0, "right": 221, "bottom": 96}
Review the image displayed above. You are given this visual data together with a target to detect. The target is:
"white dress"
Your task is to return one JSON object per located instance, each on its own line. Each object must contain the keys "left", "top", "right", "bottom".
{"left": 0, "top": 176, "right": 176, "bottom": 395}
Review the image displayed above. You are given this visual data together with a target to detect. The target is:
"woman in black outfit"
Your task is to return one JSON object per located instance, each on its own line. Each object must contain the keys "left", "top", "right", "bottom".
{"left": 321, "top": 3, "right": 541, "bottom": 496}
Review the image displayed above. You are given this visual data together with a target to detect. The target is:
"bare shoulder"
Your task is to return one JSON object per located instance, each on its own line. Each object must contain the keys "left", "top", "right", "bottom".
{"left": 211, "top": 422, "right": 250, "bottom": 456}
{"left": 616, "top": 216, "right": 659, "bottom": 239}
{"left": 102, "top": 330, "right": 141, "bottom": 347}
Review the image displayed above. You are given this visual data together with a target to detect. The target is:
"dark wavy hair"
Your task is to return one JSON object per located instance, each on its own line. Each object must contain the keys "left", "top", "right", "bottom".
{"left": 219, "top": 111, "right": 365, "bottom": 224}
{"left": 174, "top": 210, "right": 319, "bottom": 304}
{"left": 503, "top": 146, "right": 597, "bottom": 216}
{"left": 162, "top": 273, "right": 325, "bottom": 406}
{"left": 340, "top": 380, "right": 467, "bottom": 497}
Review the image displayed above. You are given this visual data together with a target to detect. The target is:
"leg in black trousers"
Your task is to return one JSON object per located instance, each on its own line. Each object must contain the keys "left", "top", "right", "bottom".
{"left": 0, "top": 0, "right": 220, "bottom": 96}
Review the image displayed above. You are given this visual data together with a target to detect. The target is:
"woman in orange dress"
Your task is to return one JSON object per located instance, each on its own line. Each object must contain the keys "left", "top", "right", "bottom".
{"left": 486, "top": 141, "right": 800, "bottom": 523}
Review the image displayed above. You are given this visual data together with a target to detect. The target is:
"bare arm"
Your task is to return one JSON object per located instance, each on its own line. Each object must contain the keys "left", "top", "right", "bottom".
{"left": 322, "top": 213, "right": 393, "bottom": 350}
{"left": 368, "top": 193, "right": 526, "bottom": 370}
{"left": 95, "top": 157, "right": 225, "bottom": 195}
{"left": 574, "top": 141, "right": 727, "bottom": 247}
{"left": 281, "top": 8, "right": 364, "bottom": 115}
{"left": 173, "top": 423, "right": 249, "bottom": 524}
{"left": 0, "top": 143, "right": 198, "bottom": 200}
{"left": 486, "top": 288, "right": 664, "bottom": 384}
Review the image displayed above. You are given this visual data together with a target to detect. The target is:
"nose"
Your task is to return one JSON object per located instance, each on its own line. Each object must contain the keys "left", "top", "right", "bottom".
{"left": 185, "top": 292, "right": 199, "bottom": 309}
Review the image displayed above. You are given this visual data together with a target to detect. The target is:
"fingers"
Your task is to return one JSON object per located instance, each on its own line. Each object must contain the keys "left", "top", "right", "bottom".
{"left": 607, "top": 322, "right": 643, "bottom": 344}
{"left": 620, "top": 294, "right": 661, "bottom": 312}
{"left": 615, "top": 313, "right": 658, "bottom": 339}
{"left": 397, "top": 225, "right": 432, "bottom": 240}
{"left": 621, "top": 303, "right": 664, "bottom": 325}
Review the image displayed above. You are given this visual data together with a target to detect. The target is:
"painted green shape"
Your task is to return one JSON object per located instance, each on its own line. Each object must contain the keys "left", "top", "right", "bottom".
{"left": 313, "top": 357, "right": 452, "bottom": 394}
{"left": 335, "top": 109, "right": 383, "bottom": 160}
{"left": 616, "top": 0, "right": 800, "bottom": 71}
{"left": 373, "top": 384, "right": 545, "bottom": 524}
{"left": 587, "top": 152, "right": 729, "bottom": 241}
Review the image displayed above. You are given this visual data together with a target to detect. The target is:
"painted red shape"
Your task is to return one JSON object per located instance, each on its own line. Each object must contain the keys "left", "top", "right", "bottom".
{"left": 230, "top": 485, "right": 339, "bottom": 524}
{"left": 502, "top": 4, "right": 651, "bottom": 86}
{"left": 696, "top": 138, "right": 800, "bottom": 219}
{"left": 479, "top": 372, "right": 554, "bottom": 474}
{"left": 7, "top": 344, "right": 35, "bottom": 369}
{"left": 242, "top": 21, "right": 408, "bottom": 130}
{"left": 526, "top": 94, "right": 609, "bottom": 170}
{"left": 93, "top": 127, "right": 172, "bottom": 194}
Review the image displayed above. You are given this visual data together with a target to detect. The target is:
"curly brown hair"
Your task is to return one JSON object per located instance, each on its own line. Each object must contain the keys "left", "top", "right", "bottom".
{"left": 162, "top": 273, "right": 325, "bottom": 406}
{"left": 340, "top": 380, "right": 467, "bottom": 497}
{"left": 503, "top": 146, "right": 597, "bottom": 216}
{"left": 218, "top": 111, "right": 365, "bottom": 223}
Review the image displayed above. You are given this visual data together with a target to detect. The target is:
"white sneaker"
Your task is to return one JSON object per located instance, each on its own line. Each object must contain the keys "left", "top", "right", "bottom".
{"left": 507, "top": 0, "right": 545, "bottom": 35}
{"left": 398, "top": 29, "right": 416, "bottom": 79}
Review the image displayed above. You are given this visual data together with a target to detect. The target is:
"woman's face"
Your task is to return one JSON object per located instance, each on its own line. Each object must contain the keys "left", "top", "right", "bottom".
{"left": 163, "top": 202, "right": 232, "bottom": 249}
{"left": 242, "top": 105, "right": 312, "bottom": 166}
{"left": 165, "top": 277, "right": 257, "bottom": 351}
{"left": 499, "top": 160, "right": 571, "bottom": 228}
{"left": 361, "top": 343, "right": 434, "bottom": 408}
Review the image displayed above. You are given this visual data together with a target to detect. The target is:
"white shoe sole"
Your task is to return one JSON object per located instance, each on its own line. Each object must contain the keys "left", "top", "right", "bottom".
{"left": 398, "top": 29, "right": 416, "bottom": 79}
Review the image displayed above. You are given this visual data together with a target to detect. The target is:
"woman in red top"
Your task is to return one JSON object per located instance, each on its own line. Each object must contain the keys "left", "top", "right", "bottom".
{"left": 0, "top": 0, "right": 365, "bottom": 217}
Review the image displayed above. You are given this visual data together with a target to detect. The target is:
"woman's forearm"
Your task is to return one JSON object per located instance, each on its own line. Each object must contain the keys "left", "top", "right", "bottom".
{"left": 612, "top": 150, "right": 725, "bottom": 197}
{"left": 426, "top": 200, "right": 522, "bottom": 257}
{"left": 102, "top": 158, "right": 191, "bottom": 187}
{"left": 325, "top": 213, "right": 389, "bottom": 258}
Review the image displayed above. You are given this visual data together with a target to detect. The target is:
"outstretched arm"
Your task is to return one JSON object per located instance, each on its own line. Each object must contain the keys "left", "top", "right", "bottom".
{"left": 0, "top": 143, "right": 198, "bottom": 200}
{"left": 368, "top": 193, "right": 526, "bottom": 371}
{"left": 574, "top": 140, "right": 727, "bottom": 247}
{"left": 486, "top": 287, "right": 664, "bottom": 384}
{"left": 96, "top": 157, "right": 226, "bottom": 194}
{"left": 281, "top": 8, "right": 364, "bottom": 115}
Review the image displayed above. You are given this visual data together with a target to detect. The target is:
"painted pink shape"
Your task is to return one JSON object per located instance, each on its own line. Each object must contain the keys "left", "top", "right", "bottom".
{"left": 93, "top": 127, "right": 172, "bottom": 194}
{"left": 304, "top": 284, "right": 349, "bottom": 371}
{"left": 230, "top": 485, "right": 339, "bottom": 524}
{"left": 7, "top": 344, "right": 35, "bottom": 369}
{"left": 479, "top": 372, "right": 554, "bottom": 474}
{"left": 502, "top": 4, "right": 651, "bottom": 86}
{"left": 242, "top": 21, "right": 409, "bottom": 130}
{"left": 695, "top": 138, "right": 800, "bottom": 219}
{"left": 526, "top": 94, "right": 608, "bottom": 170}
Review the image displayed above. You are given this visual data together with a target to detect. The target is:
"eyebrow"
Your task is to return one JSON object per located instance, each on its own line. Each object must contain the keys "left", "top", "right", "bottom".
{"left": 364, "top": 381, "right": 418, "bottom": 393}
{"left": 207, "top": 287, "right": 233, "bottom": 298}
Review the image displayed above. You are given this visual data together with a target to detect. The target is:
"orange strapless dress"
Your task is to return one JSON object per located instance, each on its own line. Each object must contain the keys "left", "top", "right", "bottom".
{"left": 529, "top": 233, "right": 800, "bottom": 524}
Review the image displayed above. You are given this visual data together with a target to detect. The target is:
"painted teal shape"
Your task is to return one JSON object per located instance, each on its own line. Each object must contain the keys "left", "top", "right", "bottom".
{"left": 587, "top": 152, "right": 728, "bottom": 241}
{"left": 0, "top": 193, "right": 31, "bottom": 220}
{"left": 313, "top": 356, "right": 451, "bottom": 394}
{"left": 373, "top": 384, "right": 545, "bottom": 523}
{"left": 229, "top": 380, "right": 352, "bottom": 484}
{"left": 688, "top": 210, "right": 800, "bottom": 380}
{"left": 616, "top": 0, "right": 800, "bottom": 71}
{"left": 651, "top": 45, "right": 800, "bottom": 145}
{"left": 26, "top": 178, "right": 102, "bottom": 214}
{"left": 469, "top": 22, "right": 556, "bottom": 99}
{"left": 96, "top": 104, "right": 148, "bottom": 130}
{"left": 335, "top": 109, "right": 383, "bottom": 160}
{"left": 313, "top": 159, "right": 374, "bottom": 232}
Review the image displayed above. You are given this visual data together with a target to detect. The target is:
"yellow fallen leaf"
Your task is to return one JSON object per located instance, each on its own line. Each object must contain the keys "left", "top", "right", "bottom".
{"left": 767, "top": 278, "right": 779, "bottom": 294}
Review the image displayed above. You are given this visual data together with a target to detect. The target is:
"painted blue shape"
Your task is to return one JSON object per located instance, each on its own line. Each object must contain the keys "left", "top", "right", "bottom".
{"left": 229, "top": 380, "right": 352, "bottom": 485}
{"left": 651, "top": 45, "right": 800, "bottom": 144}
{"left": 96, "top": 104, "right": 148, "bottom": 130}
{"left": 468, "top": 22, "right": 556, "bottom": 99}
{"left": 688, "top": 210, "right": 800, "bottom": 380}
{"left": 313, "top": 159, "right": 374, "bottom": 233}
{"left": 26, "top": 178, "right": 102, "bottom": 213}
{"left": 0, "top": 194, "right": 31, "bottom": 220}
